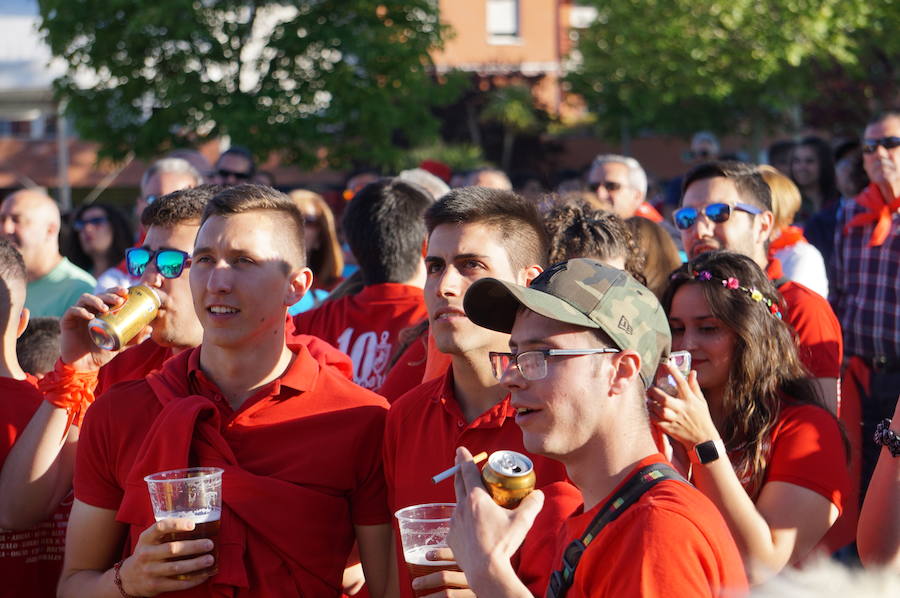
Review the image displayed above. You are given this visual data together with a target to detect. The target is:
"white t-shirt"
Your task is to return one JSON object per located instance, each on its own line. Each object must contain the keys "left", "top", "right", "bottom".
{"left": 774, "top": 241, "right": 829, "bottom": 299}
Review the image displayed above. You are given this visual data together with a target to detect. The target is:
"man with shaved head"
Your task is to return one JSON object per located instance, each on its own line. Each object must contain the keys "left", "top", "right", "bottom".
{"left": 0, "top": 190, "right": 95, "bottom": 317}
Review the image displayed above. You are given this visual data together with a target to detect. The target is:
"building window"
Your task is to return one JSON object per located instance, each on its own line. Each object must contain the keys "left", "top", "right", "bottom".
{"left": 487, "top": 0, "right": 519, "bottom": 43}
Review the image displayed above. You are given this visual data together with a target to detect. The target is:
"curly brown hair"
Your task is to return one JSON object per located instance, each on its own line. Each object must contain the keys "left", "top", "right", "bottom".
{"left": 544, "top": 201, "right": 646, "bottom": 285}
{"left": 662, "top": 251, "right": 833, "bottom": 496}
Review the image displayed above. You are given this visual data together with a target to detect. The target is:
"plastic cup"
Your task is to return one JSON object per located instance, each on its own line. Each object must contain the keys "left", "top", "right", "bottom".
{"left": 144, "top": 467, "right": 223, "bottom": 579}
{"left": 395, "top": 503, "right": 461, "bottom": 597}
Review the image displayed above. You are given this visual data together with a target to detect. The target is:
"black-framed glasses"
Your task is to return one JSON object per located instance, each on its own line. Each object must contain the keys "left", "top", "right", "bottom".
{"left": 862, "top": 136, "right": 900, "bottom": 154}
{"left": 73, "top": 216, "right": 108, "bottom": 231}
{"left": 672, "top": 202, "right": 762, "bottom": 230}
{"left": 125, "top": 247, "right": 191, "bottom": 279}
{"left": 217, "top": 168, "right": 252, "bottom": 180}
{"left": 588, "top": 181, "right": 624, "bottom": 193}
{"left": 489, "top": 348, "right": 621, "bottom": 381}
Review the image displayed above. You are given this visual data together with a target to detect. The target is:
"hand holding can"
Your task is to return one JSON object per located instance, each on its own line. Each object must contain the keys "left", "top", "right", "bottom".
{"left": 88, "top": 284, "right": 159, "bottom": 351}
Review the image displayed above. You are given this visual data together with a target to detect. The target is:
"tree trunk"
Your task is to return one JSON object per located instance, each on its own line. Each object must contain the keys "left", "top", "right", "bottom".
{"left": 501, "top": 129, "right": 515, "bottom": 173}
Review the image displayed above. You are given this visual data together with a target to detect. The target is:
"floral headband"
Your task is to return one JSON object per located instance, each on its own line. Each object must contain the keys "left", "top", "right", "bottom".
{"left": 675, "top": 269, "right": 783, "bottom": 319}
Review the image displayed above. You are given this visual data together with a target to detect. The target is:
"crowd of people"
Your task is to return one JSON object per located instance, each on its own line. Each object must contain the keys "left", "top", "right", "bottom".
{"left": 0, "top": 109, "right": 897, "bottom": 598}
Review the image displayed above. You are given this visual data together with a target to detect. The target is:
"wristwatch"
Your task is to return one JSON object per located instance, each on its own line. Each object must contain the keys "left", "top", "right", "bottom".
{"left": 689, "top": 439, "right": 727, "bottom": 465}
{"left": 874, "top": 419, "right": 900, "bottom": 458}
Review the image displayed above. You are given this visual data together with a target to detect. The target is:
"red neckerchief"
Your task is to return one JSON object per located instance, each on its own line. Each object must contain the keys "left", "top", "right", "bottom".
{"left": 768, "top": 225, "right": 807, "bottom": 257}
{"left": 844, "top": 183, "right": 900, "bottom": 247}
{"left": 635, "top": 201, "right": 663, "bottom": 223}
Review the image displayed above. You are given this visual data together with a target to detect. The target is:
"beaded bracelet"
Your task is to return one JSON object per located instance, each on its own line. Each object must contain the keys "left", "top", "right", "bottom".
{"left": 113, "top": 560, "right": 139, "bottom": 598}
{"left": 874, "top": 419, "right": 900, "bottom": 457}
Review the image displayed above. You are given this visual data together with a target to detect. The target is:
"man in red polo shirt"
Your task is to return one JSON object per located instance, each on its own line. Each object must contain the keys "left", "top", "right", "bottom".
{"left": 449, "top": 259, "right": 748, "bottom": 597}
{"left": 0, "top": 187, "right": 217, "bottom": 531}
{"left": 677, "top": 160, "right": 842, "bottom": 413}
{"left": 384, "top": 187, "right": 581, "bottom": 597}
{"left": 293, "top": 178, "right": 430, "bottom": 390}
{"left": 58, "top": 185, "right": 392, "bottom": 598}
{"left": 0, "top": 239, "right": 69, "bottom": 598}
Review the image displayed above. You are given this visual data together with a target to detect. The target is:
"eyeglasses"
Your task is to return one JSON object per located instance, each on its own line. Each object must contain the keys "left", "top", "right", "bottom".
{"left": 73, "top": 216, "right": 108, "bottom": 231}
{"left": 217, "top": 168, "right": 252, "bottom": 181}
{"left": 588, "top": 181, "right": 624, "bottom": 193}
{"left": 143, "top": 194, "right": 159, "bottom": 206}
{"left": 489, "top": 348, "right": 621, "bottom": 381}
{"left": 672, "top": 202, "right": 763, "bottom": 230}
{"left": 125, "top": 247, "right": 191, "bottom": 279}
{"left": 862, "top": 136, "right": 900, "bottom": 154}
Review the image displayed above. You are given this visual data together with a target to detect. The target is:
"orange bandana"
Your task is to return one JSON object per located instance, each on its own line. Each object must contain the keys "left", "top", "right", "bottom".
{"left": 844, "top": 184, "right": 900, "bottom": 247}
{"left": 768, "top": 225, "right": 807, "bottom": 256}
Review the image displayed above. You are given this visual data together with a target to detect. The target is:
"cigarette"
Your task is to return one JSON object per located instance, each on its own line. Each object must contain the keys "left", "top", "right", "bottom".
{"left": 431, "top": 451, "right": 488, "bottom": 484}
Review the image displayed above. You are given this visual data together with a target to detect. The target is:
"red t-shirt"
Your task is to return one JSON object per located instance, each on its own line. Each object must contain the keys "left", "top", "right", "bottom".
{"left": 95, "top": 337, "right": 173, "bottom": 396}
{"left": 756, "top": 404, "right": 851, "bottom": 553}
{"left": 292, "top": 283, "right": 428, "bottom": 390}
{"left": 376, "top": 325, "right": 428, "bottom": 402}
{"left": 384, "top": 371, "right": 581, "bottom": 598}
{"left": 554, "top": 453, "right": 748, "bottom": 598}
{"left": 0, "top": 377, "right": 70, "bottom": 598}
{"left": 766, "top": 259, "right": 842, "bottom": 378}
{"left": 75, "top": 344, "right": 390, "bottom": 597}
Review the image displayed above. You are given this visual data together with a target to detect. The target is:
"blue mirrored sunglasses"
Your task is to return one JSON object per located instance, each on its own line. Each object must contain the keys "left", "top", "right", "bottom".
{"left": 125, "top": 248, "right": 191, "bottom": 279}
{"left": 672, "top": 202, "right": 762, "bottom": 230}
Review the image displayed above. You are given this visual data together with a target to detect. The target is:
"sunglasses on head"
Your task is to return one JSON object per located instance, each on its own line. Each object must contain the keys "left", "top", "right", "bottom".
{"left": 672, "top": 202, "right": 763, "bottom": 230}
{"left": 862, "top": 136, "right": 900, "bottom": 154}
{"left": 217, "top": 168, "right": 252, "bottom": 180}
{"left": 73, "top": 216, "right": 108, "bottom": 231}
{"left": 125, "top": 247, "right": 191, "bottom": 279}
{"left": 588, "top": 181, "right": 624, "bottom": 193}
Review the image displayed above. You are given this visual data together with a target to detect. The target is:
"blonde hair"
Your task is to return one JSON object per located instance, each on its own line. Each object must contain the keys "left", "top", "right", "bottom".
{"left": 288, "top": 189, "right": 343, "bottom": 287}
{"left": 758, "top": 165, "right": 801, "bottom": 231}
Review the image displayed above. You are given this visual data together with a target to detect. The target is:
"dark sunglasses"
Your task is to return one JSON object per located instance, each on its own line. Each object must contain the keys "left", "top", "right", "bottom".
{"left": 217, "top": 168, "right": 252, "bottom": 180}
{"left": 73, "top": 216, "right": 108, "bottom": 231}
{"left": 125, "top": 247, "right": 191, "bottom": 279}
{"left": 673, "top": 202, "right": 763, "bottom": 230}
{"left": 862, "top": 136, "right": 900, "bottom": 154}
{"left": 588, "top": 181, "right": 624, "bottom": 193}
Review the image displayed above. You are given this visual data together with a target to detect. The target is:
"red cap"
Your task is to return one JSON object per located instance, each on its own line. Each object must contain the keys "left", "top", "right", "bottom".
{"left": 419, "top": 160, "right": 452, "bottom": 183}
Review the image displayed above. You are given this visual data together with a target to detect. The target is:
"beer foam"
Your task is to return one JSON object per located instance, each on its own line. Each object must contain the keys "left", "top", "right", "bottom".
{"left": 154, "top": 508, "right": 221, "bottom": 524}
{"left": 403, "top": 544, "right": 456, "bottom": 567}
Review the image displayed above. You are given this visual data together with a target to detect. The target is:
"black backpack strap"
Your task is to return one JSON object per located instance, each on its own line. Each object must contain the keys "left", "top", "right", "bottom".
{"left": 546, "top": 463, "right": 688, "bottom": 598}
{"left": 772, "top": 276, "right": 790, "bottom": 290}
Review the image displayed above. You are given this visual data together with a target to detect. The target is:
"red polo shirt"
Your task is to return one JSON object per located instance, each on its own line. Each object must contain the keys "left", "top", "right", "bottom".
{"left": 384, "top": 371, "right": 580, "bottom": 598}
{"left": 0, "top": 377, "right": 70, "bottom": 598}
{"left": 75, "top": 343, "right": 390, "bottom": 597}
{"left": 767, "top": 258, "right": 842, "bottom": 378}
{"left": 291, "top": 283, "right": 428, "bottom": 390}
{"left": 95, "top": 337, "right": 173, "bottom": 395}
{"left": 554, "top": 453, "right": 748, "bottom": 598}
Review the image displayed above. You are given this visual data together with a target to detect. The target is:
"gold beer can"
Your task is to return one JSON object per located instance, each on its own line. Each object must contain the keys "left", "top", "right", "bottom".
{"left": 88, "top": 285, "right": 160, "bottom": 351}
{"left": 481, "top": 450, "right": 536, "bottom": 509}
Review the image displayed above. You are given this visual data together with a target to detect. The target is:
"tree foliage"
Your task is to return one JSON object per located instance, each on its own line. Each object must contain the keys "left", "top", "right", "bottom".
{"left": 479, "top": 84, "right": 543, "bottom": 172}
{"left": 566, "top": 0, "right": 887, "bottom": 140}
{"left": 38, "top": 0, "right": 466, "bottom": 168}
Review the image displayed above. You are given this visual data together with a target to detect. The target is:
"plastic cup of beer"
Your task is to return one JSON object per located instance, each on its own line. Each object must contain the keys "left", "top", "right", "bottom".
{"left": 144, "top": 467, "right": 223, "bottom": 579}
{"left": 395, "top": 503, "right": 460, "bottom": 597}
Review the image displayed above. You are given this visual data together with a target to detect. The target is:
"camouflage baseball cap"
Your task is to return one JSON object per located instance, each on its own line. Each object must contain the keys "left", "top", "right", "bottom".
{"left": 463, "top": 258, "right": 672, "bottom": 386}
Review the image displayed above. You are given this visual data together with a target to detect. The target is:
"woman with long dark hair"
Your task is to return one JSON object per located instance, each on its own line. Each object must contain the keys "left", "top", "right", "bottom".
{"left": 65, "top": 203, "right": 135, "bottom": 291}
{"left": 649, "top": 251, "right": 849, "bottom": 584}
{"left": 789, "top": 136, "right": 840, "bottom": 222}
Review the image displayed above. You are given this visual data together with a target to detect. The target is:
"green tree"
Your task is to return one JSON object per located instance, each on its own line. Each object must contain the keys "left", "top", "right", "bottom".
{"left": 479, "top": 84, "right": 542, "bottom": 172}
{"left": 38, "top": 0, "right": 465, "bottom": 168}
{"left": 566, "top": 0, "right": 874, "bottom": 143}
